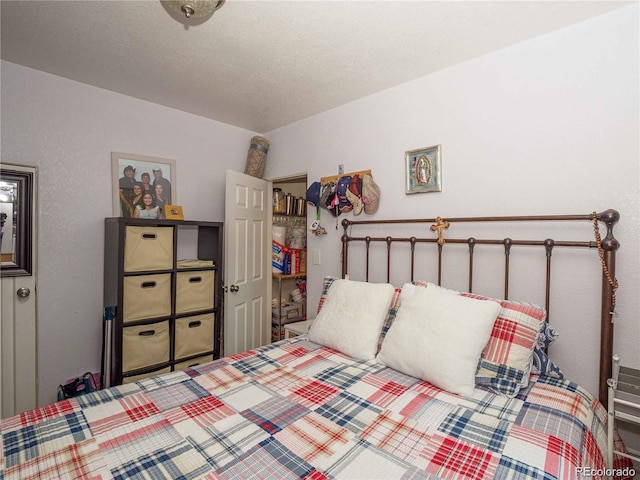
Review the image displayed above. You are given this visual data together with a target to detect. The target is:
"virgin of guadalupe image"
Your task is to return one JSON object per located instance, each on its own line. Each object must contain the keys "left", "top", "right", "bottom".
{"left": 414, "top": 155, "right": 432, "bottom": 185}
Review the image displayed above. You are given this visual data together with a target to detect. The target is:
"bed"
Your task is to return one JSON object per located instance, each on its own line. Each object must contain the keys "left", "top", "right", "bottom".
{"left": 1, "top": 209, "right": 635, "bottom": 479}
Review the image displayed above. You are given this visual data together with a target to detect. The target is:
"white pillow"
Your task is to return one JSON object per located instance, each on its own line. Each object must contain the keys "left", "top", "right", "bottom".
{"left": 376, "top": 283, "right": 500, "bottom": 397}
{"left": 308, "top": 279, "right": 395, "bottom": 360}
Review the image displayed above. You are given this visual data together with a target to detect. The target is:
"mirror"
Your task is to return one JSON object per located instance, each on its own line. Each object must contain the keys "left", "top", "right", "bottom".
{"left": 0, "top": 165, "right": 35, "bottom": 276}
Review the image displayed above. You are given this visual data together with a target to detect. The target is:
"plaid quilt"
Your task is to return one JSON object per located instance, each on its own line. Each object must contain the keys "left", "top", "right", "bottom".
{"left": 1, "top": 337, "right": 634, "bottom": 479}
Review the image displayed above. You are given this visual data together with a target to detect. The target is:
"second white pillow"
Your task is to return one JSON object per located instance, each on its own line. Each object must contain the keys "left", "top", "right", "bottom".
{"left": 376, "top": 283, "right": 500, "bottom": 397}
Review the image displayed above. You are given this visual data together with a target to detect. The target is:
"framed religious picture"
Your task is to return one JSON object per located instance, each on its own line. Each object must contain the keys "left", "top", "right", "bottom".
{"left": 111, "top": 152, "right": 176, "bottom": 218}
{"left": 405, "top": 145, "right": 442, "bottom": 194}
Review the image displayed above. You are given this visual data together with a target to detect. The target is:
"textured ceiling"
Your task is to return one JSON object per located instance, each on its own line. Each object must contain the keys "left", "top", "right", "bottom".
{"left": 1, "top": 1, "right": 632, "bottom": 133}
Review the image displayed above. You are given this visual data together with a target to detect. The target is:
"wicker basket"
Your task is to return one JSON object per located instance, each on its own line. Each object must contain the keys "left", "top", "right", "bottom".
{"left": 244, "top": 136, "right": 269, "bottom": 178}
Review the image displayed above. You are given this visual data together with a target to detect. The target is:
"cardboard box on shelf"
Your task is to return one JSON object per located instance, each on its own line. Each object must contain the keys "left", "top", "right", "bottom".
{"left": 272, "top": 302, "right": 302, "bottom": 321}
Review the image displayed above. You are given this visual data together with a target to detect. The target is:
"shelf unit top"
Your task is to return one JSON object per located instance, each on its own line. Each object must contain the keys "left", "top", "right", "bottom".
{"left": 273, "top": 273, "right": 306, "bottom": 280}
{"left": 106, "top": 217, "right": 222, "bottom": 228}
{"left": 617, "top": 366, "right": 640, "bottom": 397}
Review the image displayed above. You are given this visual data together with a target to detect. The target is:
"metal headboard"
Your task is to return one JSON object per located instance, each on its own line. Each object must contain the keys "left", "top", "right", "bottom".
{"left": 340, "top": 209, "right": 620, "bottom": 407}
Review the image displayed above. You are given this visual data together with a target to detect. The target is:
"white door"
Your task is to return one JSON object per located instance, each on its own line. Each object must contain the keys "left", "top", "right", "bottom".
{"left": 1, "top": 164, "right": 38, "bottom": 418}
{"left": 223, "top": 170, "right": 271, "bottom": 356}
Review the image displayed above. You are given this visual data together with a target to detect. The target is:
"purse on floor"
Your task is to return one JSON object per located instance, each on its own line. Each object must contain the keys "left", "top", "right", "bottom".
{"left": 57, "top": 372, "right": 96, "bottom": 400}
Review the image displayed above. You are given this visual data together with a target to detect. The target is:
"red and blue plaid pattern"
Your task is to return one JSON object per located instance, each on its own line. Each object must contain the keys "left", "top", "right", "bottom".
{"left": 1, "top": 338, "right": 634, "bottom": 479}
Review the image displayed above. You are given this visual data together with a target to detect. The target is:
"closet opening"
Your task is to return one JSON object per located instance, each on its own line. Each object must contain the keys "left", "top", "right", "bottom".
{"left": 270, "top": 174, "right": 308, "bottom": 342}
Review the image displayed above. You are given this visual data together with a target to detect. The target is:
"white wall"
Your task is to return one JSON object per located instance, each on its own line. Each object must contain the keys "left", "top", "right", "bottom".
{"left": 265, "top": 4, "right": 639, "bottom": 400}
{"left": 1, "top": 62, "right": 257, "bottom": 405}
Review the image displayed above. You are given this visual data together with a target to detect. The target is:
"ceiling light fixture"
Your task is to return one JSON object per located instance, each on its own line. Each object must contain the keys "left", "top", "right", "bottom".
{"left": 164, "top": 0, "right": 225, "bottom": 19}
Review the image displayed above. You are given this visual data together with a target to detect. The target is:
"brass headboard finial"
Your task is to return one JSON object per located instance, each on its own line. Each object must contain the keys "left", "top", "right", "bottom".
{"left": 430, "top": 216, "right": 450, "bottom": 246}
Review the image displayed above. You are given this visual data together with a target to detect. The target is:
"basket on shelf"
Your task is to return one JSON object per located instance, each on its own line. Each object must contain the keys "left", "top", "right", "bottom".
{"left": 244, "top": 136, "right": 269, "bottom": 179}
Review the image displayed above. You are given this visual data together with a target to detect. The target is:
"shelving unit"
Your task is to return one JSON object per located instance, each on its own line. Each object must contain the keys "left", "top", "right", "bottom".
{"left": 272, "top": 273, "right": 306, "bottom": 341}
{"left": 271, "top": 179, "right": 307, "bottom": 343}
{"left": 607, "top": 354, "right": 640, "bottom": 470}
{"left": 103, "top": 217, "right": 223, "bottom": 386}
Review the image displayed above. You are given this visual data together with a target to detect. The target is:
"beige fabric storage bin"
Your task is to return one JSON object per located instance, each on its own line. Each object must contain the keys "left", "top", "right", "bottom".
{"left": 175, "top": 313, "right": 215, "bottom": 359}
{"left": 122, "top": 367, "right": 171, "bottom": 384}
{"left": 122, "top": 321, "right": 170, "bottom": 372}
{"left": 175, "top": 270, "right": 215, "bottom": 314}
{"left": 174, "top": 354, "right": 214, "bottom": 372}
{"left": 124, "top": 226, "right": 174, "bottom": 272}
{"left": 123, "top": 274, "right": 171, "bottom": 323}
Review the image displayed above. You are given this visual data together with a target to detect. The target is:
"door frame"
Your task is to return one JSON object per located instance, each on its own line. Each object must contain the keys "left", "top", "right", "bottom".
{"left": 1, "top": 163, "right": 38, "bottom": 418}
{"left": 268, "top": 173, "right": 308, "bottom": 340}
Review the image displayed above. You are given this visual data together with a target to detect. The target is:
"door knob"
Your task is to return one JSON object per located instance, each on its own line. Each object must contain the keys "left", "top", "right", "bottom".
{"left": 230, "top": 285, "right": 239, "bottom": 293}
{"left": 16, "top": 287, "right": 31, "bottom": 299}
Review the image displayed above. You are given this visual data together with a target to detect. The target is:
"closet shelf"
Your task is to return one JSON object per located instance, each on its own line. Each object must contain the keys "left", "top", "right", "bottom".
{"left": 273, "top": 273, "right": 306, "bottom": 280}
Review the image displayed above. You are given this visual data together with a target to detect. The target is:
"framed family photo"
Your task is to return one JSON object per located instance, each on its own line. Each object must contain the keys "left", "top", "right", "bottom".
{"left": 111, "top": 152, "right": 177, "bottom": 219}
{"left": 405, "top": 145, "right": 442, "bottom": 194}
